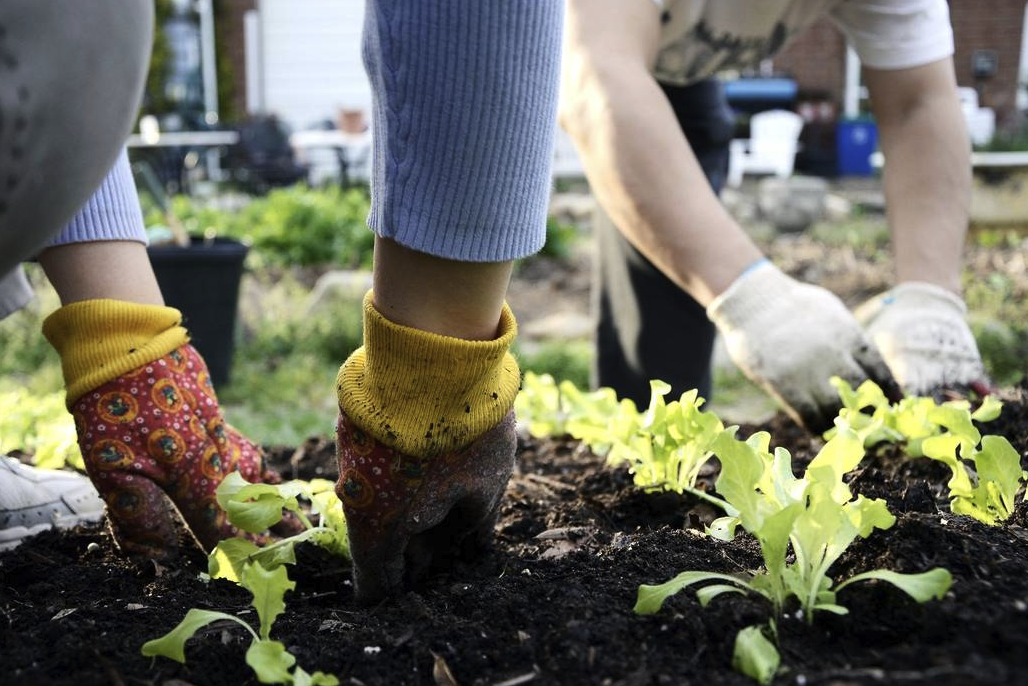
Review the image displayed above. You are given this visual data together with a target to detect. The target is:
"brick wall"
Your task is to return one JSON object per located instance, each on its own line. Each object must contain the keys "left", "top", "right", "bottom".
{"left": 216, "top": 0, "right": 255, "bottom": 120}
{"left": 950, "top": 0, "right": 1025, "bottom": 128}
{"left": 774, "top": 17, "right": 847, "bottom": 102}
{"left": 771, "top": 2, "right": 1026, "bottom": 128}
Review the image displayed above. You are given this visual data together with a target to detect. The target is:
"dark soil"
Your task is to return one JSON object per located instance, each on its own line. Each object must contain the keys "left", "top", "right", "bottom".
{"left": 3, "top": 391, "right": 1028, "bottom": 686}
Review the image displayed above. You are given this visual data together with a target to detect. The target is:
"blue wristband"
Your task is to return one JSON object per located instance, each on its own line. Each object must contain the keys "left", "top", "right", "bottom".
{"left": 738, "top": 257, "right": 770, "bottom": 281}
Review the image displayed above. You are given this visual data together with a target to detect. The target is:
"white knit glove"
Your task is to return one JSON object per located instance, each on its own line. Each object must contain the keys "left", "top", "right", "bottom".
{"left": 707, "top": 261, "right": 898, "bottom": 430}
{"left": 855, "top": 282, "right": 990, "bottom": 396}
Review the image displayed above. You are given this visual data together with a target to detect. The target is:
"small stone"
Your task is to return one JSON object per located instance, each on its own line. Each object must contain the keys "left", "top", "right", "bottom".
{"left": 521, "top": 568, "right": 532, "bottom": 576}
{"left": 363, "top": 646, "right": 381, "bottom": 656}
{"left": 1015, "top": 600, "right": 1027, "bottom": 612}
{"left": 86, "top": 542, "right": 100, "bottom": 554}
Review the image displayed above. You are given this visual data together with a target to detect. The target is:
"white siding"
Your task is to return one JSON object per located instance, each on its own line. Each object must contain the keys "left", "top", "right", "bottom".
{"left": 257, "top": 0, "right": 370, "bottom": 131}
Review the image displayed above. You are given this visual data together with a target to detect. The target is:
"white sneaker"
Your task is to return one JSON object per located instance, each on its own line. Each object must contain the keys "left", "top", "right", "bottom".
{"left": 0, "top": 456, "right": 105, "bottom": 551}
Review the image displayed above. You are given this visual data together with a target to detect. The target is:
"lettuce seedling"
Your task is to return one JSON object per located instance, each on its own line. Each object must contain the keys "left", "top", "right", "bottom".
{"left": 637, "top": 428, "right": 948, "bottom": 620}
{"left": 605, "top": 381, "right": 725, "bottom": 496}
{"left": 209, "top": 473, "right": 350, "bottom": 583}
{"left": 635, "top": 427, "right": 951, "bottom": 683}
{"left": 515, "top": 372, "right": 571, "bottom": 438}
{"left": 829, "top": 376, "right": 1003, "bottom": 454}
{"left": 922, "top": 430, "right": 1025, "bottom": 525}
{"left": 829, "top": 378, "right": 1022, "bottom": 525}
{"left": 517, "top": 373, "right": 726, "bottom": 501}
{"left": 142, "top": 561, "right": 338, "bottom": 685}
{"left": 515, "top": 372, "right": 633, "bottom": 452}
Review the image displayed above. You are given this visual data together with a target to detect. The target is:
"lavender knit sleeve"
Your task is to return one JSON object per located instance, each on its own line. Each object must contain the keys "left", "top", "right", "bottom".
{"left": 47, "top": 149, "right": 147, "bottom": 247}
{"left": 363, "top": 0, "right": 563, "bottom": 262}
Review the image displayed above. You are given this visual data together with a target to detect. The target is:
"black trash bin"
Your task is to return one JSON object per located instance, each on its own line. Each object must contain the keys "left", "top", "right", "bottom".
{"left": 147, "top": 237, "right": 248, "bottom": 387}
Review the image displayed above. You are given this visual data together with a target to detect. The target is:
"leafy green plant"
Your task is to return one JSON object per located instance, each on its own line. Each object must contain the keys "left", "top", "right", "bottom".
{"left": 515, "top": 374, "right": 725, "bottom": 499}
{"left": 144, "top": 185, "right": 582, "bottom": 271}
{"left": 143, "top": 474, "right": 348, "bottom": 683}
{"left": 922, "top": 423, "right": 1024, "bottom": 525}
{"left": 829, "top": 377, "right": 1024, "bottom": 525}
{"left": 144, "top": 186, "right": 374, "bottom": 269}
{"left": 142, "top": 560, "right": 337, "bottom": 685}
{"left": 635, "top": 427, "right": 952, "bottom": 684}
{"left": 208, "top": 473, "right": 350, "bottom": 583}
{"left": 0, "top": 390, "right": 82, "bottom": 470}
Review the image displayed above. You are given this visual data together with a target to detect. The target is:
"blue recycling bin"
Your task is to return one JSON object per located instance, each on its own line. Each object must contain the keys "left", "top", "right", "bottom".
{"left": 836, "top": 118, "right": 878, "bottom": 176}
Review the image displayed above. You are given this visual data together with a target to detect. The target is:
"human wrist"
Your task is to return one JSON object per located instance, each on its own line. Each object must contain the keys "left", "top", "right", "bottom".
{"left": 887, "top": 281, "right": 967, "bottom": 315}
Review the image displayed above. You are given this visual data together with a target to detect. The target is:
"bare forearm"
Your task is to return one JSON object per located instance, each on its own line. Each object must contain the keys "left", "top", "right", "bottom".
{"left": 870, "top": 62, "right": 970, "bottom": 293}
{"left": 561, "top": 61, "right": 761, "bottom": 306}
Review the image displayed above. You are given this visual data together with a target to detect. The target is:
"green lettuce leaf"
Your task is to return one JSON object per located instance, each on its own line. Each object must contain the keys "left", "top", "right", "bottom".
{"left": 245, "top": 639, "right": 296, "bottom": 684}
{"left": 732, "top": 625, "right": 780, "bottom": 685}
{"left": 635, "top": 570, "right": 752, "bottom": 615}
{"left": 141, "top": 608, "right": 256, "bottom": 662}
{"left": 836, "top": 568, "right": 952, "bottom": 602}
{"left": 241, "top": 562, "right": 296, "bottom": 640}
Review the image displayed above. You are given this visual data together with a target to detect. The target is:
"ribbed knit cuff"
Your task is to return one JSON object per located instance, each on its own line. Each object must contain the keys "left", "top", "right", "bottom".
{"left": 706, "top": 260, "right": 794, "bottom": 330}
{"left": 338, "top": 292, "right": 521, "bottom": 458}
{"left": 42, "top": 299, "right": 190, "bottom": 406}
{"left": 47, "top": 150, "right": 148, "bottom": 247}
{"left": 888, "top": 281, "right": 967, "bottom": 314}
{"left": 363, "top": 0, "right": 562, "bottom": 262}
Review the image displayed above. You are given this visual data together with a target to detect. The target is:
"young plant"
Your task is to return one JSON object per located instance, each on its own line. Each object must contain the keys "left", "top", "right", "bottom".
{"left": 515, "top": 372, "right": 625, "bottom": 446}
{"left": 829, "top": 376, "right": 1003, "bottom": 453}
{"left": 922, "top": 423, "right": 1025, "bottom": 525}
{"left": 0, "top": 389, "right": 83, "bottom": 470}
{"left": 142, "top": 560, "right": 338, "bottom": 685}
{"left": 208, "top": 472, "right": 350, "bottom": 583}
{"left": 635, "top": 427, "right": 952, "bottom": 684}
{"left": 830, "top": 377, "right": 1023, "bottom": 525}
{"left": 606, "top": 381, "right": 725, "bottom": 496}
{"left": 516, "top": 373, "right": 726, "bottom": 499}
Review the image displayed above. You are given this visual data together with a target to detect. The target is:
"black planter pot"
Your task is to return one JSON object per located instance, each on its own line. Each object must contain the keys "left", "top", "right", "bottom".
{"left": 147, "top": 237, "right": 248, "bottom": 387}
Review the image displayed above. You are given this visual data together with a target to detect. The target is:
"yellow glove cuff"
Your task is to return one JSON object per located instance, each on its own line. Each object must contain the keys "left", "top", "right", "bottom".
{"left": 42, "top": 299, "right": 190, "bottom": 407}
{"left": 338, "top": 292, "right": 520, "bottom": 458}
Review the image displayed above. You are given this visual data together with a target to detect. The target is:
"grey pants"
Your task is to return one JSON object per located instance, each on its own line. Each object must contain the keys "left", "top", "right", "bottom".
{"left": 593, "top": 79, "right": 735, "bottom": 407}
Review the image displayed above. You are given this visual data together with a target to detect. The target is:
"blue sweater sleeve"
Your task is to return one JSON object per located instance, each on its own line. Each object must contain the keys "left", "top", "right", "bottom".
{"left": 363, "top": 0, "right": 563, "bottom": 262}
{"left": 48, "top": 150, "right": 148, "bottom": 247}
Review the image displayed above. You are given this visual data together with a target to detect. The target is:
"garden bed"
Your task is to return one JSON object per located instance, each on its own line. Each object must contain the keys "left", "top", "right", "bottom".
{"left": 3, "top": 388, "right": 1028, "bottom": 686}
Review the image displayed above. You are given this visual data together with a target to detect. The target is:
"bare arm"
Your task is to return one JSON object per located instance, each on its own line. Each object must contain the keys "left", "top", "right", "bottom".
{"left": 864, "top": 58, "right": 970, "bottom": 294}
{"left": 560, "top": 0, "right": 762, "bottom": 306}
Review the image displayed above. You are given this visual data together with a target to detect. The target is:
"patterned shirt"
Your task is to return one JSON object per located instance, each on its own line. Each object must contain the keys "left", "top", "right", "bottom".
{"left": 648, "top": 0, "right": 954, "bottom": 85}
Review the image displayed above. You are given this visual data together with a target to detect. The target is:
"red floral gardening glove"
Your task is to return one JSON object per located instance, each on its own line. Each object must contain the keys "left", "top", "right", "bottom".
{"left": 71, "top": 344, "right": 281, "bottom": 556}
{"left": 336, "top": 411, "right": 517, "bottom": 603}
{"left": 333, "top": 294, "right": 522, "bottom": 603}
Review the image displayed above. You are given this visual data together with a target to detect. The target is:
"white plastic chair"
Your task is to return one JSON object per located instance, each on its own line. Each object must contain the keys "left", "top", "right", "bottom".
{"left": 958, "top": 87, "right": 995, "bottom": 147}
{"left": 727, "top": 109, "right": 804, "bottom": 187}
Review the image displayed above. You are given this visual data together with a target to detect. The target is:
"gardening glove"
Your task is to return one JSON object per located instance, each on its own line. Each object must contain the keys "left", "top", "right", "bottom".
{"left": 855, "top": 282, "right": 991, "bottom": 397}
{"left": 43, "top": 299, "right": 289, "bottom": 557}
{"left": 707, "top": 260, "right": 899, "bottom": 432}
{"left": 335, "top": 293, "right": 520, "bottom": 603}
